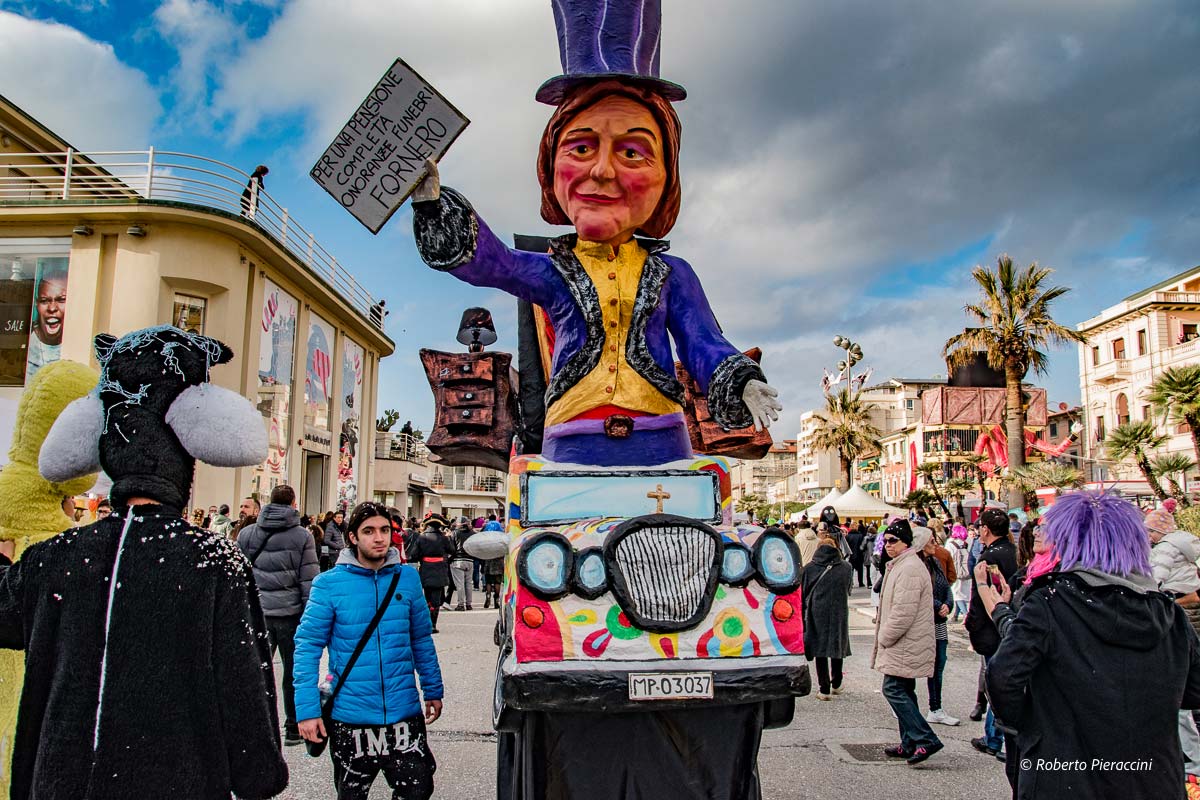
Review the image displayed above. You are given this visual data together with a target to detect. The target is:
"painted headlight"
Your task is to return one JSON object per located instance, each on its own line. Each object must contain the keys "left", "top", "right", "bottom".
{"left": 517, "top": 532, "right": 574, "bottom": 600}
{"left": 571, "top": 547, "right": 608, "bottom": 599}
{"left": 721, "top": 543, "right": 754, "bottom": 586}
{"left": 753, "top": 531, "right": 801, "bottom": 593}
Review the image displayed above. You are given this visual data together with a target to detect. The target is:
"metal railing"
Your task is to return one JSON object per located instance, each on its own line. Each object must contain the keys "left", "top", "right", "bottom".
{"left": 374, "top": 432, "right": 429, "bottom": 464}
{"left": 430, "top": 471, "right": 505, "bottom": 493}
{"left": 0, "top": 149, "right": 378, "bottom": 318}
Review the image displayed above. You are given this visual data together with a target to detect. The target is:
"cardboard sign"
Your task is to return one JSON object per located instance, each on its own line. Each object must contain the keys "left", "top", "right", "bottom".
{"left": 311, "top": 58, "right": 469, "bottom": 234}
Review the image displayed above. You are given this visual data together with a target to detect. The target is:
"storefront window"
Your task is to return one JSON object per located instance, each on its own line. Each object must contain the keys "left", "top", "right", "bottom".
{"left": 337, "top": 338, "right": 365, "bottom": 510}
{"left": 251, "top": 279, "right": 298, "bottom": 497}
{"left": 172, "top": 293, "right": 206, "bottom": 334}
{"left": 0, "top": 238, "right": 70, "bottom": 387}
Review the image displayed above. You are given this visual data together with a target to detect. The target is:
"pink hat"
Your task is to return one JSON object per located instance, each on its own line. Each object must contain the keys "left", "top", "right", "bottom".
{"left": 1145, "top": 508, "right": 1177, "bottom": 535}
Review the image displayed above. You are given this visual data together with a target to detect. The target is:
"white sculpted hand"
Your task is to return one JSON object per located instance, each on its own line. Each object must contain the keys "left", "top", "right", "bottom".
{"left": 742, "top": 379, "right": 781, "bottom": 431}
{"left": 412, "top": 157, "right": 441, "bottom": 203}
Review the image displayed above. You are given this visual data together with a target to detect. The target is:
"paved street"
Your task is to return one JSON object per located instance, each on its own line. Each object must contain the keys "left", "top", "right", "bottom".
{"left": 275, "top": 586, "right": 1010, "bottom": 798}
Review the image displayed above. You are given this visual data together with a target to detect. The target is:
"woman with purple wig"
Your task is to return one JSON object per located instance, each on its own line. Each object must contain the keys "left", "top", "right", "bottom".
{"left": 979, "top": 491, "right": 1200, "bottom": 800}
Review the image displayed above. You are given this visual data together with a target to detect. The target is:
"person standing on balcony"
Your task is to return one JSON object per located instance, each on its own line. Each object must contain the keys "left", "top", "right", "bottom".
{"left": 370, "top": 299, "right": 389, "bottom": 329}
{"left": 241, "top": 164, "right": 269, "bottom": 218}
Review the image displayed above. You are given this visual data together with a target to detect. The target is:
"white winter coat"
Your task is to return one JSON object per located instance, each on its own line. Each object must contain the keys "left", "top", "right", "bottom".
{"left": 1151, "top": 531, "right": 1200, "bottom": 595}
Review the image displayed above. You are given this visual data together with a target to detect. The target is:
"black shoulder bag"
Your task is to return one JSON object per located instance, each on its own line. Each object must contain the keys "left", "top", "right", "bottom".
{"left": 306, "top": 572, "right": 402, "bottom": 757}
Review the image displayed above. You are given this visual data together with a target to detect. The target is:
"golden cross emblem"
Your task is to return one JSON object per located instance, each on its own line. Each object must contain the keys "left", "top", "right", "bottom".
{"left": 647, "top": 484, "right": 671, "bottom": 514}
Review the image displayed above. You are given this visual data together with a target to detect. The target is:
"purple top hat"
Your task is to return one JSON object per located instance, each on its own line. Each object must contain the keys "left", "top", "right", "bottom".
{"left": 536, "top": 0, "right": 686, "bottom": 105}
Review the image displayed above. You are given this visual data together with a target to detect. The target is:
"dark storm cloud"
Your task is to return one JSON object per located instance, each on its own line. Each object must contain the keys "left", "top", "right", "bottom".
{"left": 212, "top": 0, "right": 1199, "bottom": 433}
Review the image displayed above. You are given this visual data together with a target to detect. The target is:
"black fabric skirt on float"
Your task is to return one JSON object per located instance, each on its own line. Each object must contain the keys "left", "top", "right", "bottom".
{"left": 497, "top": 704, "right": 764, "bottom": 800}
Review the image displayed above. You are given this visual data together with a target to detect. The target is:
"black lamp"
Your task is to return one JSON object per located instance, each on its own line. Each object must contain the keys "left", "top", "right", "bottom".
{"left": 456, "top": 307, "right": 497, "bottom": 352}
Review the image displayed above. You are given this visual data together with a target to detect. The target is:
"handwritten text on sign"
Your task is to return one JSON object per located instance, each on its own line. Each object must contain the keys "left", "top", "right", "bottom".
{"left": 311, "top": 59, "right": 469, "bottom": 234}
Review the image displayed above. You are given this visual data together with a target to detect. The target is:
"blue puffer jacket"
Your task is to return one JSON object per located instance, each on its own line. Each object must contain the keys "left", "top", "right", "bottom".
{"left": 294, "top": 548, "right": 443, "bottom": 725}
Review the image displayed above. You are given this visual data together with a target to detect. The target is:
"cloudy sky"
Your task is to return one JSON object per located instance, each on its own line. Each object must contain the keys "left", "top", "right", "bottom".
{"left": 2, "top": 0, "right": 1197, "bottom": 439}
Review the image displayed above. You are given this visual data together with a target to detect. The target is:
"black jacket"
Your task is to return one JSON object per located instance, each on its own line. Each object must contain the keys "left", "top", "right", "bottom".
{"left": 0, "top": 506, "right": 288, "bottom": 800}
{"left": 845, "top": 530, "right": 865, "bottom": 566}
{"left": 966, "top": 536, "right": 1018, "bottom": 657}
{"left": 799, "top": 545, "right": 853, "bottom": 659}
{"left": 412, "top": 529, "right": 454, "bottom": 587}
{"left": 237, "top": 503, "right": 320, "bottom": 617}
{"left": 451, "top": 524, "right": 476, "bottom": 562}
{"left": 987, "top": 570, "right": 1200, "bottom": 799}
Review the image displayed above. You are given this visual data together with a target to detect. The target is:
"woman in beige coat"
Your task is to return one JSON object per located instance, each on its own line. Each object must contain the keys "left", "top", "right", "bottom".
{"left": 872, "top": 520, "right": 943, "bottom": 765}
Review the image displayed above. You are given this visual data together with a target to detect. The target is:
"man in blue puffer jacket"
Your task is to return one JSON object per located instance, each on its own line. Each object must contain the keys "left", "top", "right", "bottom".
{"left": 295, "top": 502, "right": 445, "bottom": 799}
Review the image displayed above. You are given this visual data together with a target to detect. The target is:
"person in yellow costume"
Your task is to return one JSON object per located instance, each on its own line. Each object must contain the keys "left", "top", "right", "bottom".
{"left": 0, "top": 360, "right": 99, "bottom": 795}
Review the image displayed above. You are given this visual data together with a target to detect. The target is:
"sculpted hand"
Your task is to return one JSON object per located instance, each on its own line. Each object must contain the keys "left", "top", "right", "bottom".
{"left": 742, "top": 379, "right": 781, "bottom": 431}
{"left": 412, "top": 158, "right": 441, "bottom": 204}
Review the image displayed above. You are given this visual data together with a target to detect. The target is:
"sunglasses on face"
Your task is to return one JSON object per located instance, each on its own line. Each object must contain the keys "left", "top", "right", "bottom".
{"left": 883, "top": 535, "right": 902, "bottom": 545}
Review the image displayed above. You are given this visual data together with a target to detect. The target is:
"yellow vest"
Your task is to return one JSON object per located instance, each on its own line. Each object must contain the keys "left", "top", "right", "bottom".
{"left": 545, "top": 239, "right": 684, "bottom": 427}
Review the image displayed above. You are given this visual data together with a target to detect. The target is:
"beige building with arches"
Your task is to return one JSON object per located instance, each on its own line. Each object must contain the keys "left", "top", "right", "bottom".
{"left": 0, "top": 94, "right": 393, "bottom": 516}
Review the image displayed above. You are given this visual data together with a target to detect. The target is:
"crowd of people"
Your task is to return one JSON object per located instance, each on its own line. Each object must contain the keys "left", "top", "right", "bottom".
{"left": 787, "top": 494, "right": 1200, "bottom": 798}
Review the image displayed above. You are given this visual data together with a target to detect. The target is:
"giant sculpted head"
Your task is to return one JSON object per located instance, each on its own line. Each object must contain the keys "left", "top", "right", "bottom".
{"left": 537, "top": 81, "right": 682, "bottom": 245}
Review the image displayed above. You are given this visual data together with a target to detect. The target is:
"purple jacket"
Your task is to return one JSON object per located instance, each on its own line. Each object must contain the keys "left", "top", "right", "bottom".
{"left": 413, "top": 188, "right": 764, "bottom": 428}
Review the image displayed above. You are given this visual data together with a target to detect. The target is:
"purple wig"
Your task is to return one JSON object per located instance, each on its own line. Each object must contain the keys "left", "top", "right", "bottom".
{"left": 1042, "top": 491, "right": 1151, "bottom": 577}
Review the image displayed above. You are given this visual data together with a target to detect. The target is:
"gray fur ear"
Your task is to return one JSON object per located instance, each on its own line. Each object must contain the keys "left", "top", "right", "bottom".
{"left": 165, "top": 384, "right": 267, "bottom": 467}
{"left": 40, "top": 394, "right": 103, "bottom": 481}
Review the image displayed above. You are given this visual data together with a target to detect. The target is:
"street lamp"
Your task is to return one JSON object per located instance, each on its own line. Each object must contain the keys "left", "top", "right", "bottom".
{"left": 833, "top": 335, "right": 864, "bottom": 393}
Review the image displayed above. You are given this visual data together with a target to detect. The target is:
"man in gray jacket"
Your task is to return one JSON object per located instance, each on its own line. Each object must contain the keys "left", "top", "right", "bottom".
{"left": 237, "top": 484, "right": 319, "bottom": 746}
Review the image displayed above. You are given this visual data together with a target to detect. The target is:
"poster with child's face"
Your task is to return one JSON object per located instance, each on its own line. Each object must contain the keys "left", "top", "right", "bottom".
{"left": 25, "top": 258, "right": 68, "bottom": 382}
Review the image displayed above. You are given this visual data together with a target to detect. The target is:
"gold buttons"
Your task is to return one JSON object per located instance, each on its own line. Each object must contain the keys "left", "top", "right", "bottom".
{"left": 608, "top": 271, "right": 617, "bottom": 280}
{"left": 608, "top": 365, "right": 617, "bottom": 373}
{"left": 609, "top": 298, "right": 618, "bottom": 306}
{"left": 609, "top": 344, "right": 617, "bottom": 352}
{"left": 605, "top": 386, "right": 614, "bottom": 394}
{"left": 609, "top": 320, "right": 618, "bottom": 328}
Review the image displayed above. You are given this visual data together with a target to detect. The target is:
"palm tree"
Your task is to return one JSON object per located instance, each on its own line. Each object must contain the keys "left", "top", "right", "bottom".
{"left": 1145, "top": 365, "right": 1200, "bottom": 466}
{"left": 943, "top": 255, "right": 1087, "bottom": 508}
{"left": 963, "top": 452, "right": 991, "bottom": 502}
{"left": 1007, "top": 462, "right": 1084, "bottom": 503}
{"left": 945, "top": 476, "right": 976, "bottom": 520}
{"left": 915, "top": 462, "right": 952, "bottom": 516}
{"left": 1150, "top": 452, "right": 1196, "bottom": 505}
{"left": 1105, "top": 421, "right": 1169, "bottom": 501}
{"left": 902, "top": 488, "right": 936, "bottom": 512}
{"left": 812, "top": 388, "right": 882, "bottom": 489}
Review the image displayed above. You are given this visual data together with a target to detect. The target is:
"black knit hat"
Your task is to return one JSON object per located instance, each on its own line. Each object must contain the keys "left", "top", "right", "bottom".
{"left": 884, "top": 519, "right": 914, "bottom": 546}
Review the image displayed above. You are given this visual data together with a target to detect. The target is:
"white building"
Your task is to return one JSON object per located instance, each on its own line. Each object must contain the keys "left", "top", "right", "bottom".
{"left": 796, "top": 411, "right": 839, "bottom": 500}
{"left": 1077, "top": 264, "right": 1200, "bottom": 483}
{"left": 798, "top": 378, "right": 943, "bottom": 500}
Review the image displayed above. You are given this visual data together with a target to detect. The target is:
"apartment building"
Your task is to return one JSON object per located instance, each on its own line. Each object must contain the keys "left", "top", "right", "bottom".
{"left": 1077, "top": 264, "right": 1200, "bottom": 483}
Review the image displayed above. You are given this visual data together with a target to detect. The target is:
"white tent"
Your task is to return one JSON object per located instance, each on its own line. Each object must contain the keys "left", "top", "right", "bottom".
{"left": 831, "top": 484, "right": 906, "bottom": 519}
{"left": 805, "top": 487, "right": 844, "bottom": 518}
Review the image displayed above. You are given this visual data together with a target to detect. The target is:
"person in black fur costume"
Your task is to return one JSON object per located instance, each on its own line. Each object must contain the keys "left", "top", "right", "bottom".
{"left": 0, "top": 326, "right": 288, "bottom": 800}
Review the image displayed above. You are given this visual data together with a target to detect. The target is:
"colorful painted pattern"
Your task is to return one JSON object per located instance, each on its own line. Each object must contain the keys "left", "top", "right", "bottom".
{"left": 500, "top": 456, "right": 802, "bottom": 665}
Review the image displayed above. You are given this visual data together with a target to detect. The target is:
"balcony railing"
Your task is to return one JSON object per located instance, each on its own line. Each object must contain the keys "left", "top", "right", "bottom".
{"left": 430, "top": 472, "right": 505, "bottom": 493}
{"left": 0, "top": 149, "right": 377, "bottom": 317}
{"left": 374, "top": 432, "right": 428, "bottom": 465}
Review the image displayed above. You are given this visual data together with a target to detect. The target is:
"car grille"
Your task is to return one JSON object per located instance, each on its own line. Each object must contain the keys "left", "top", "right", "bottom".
{"left": 610, "top": 520, "right": 720, "bottom": 630}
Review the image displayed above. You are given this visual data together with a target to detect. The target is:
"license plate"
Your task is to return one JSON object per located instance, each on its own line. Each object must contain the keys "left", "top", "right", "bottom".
{"left": 628, "top": 672, "right": 714, "bottom": 701}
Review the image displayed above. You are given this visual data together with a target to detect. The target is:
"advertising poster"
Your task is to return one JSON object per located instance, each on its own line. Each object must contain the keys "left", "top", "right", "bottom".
{"left": 252, "top": 279, "right": 298, "bottom": 496}
{"left": 337, "top": 338, "right": 365, "bottom": 510}
{"left": 305, "top": 314, "right": 336, "bottom": 447}
{"left": 25, "top": 257, "right": 68, "bottom": 383}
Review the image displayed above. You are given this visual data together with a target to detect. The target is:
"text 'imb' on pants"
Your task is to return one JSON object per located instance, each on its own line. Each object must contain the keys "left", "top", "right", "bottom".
{"left": 348, "top": 721, "right": 422, "bottom": 758}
